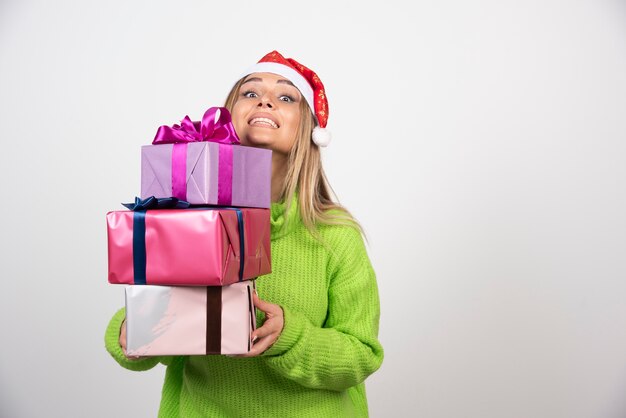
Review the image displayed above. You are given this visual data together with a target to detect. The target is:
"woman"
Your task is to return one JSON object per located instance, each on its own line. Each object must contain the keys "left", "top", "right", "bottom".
{"left": 105, "top": 50, "right": 384, "bottom": 417}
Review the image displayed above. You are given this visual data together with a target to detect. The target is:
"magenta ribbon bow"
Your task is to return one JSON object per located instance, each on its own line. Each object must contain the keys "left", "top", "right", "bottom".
{"left": 152, "top": 107, "right": 240, "bottom": 205}
{"left": 153, "top": 107, "right": 240, "bottom": 146}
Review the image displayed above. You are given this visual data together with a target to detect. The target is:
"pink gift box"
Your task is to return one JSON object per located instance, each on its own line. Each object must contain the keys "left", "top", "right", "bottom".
{"left": 107, "top": 207, "right": 271, "bottom": 286}
{"left": 125, "top": 282, "right": 256, "bottom": 356}
{"left": 141, "top": 142, "right": 272, "bottom": 208}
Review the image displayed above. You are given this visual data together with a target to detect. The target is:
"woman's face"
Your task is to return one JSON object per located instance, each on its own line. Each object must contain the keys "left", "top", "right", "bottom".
{"left": 231, "top": 72, "right": 302, "bottom": 155}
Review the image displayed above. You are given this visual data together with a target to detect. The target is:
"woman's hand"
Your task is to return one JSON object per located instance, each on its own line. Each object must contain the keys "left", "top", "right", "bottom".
{"left": 119, "top": 319, "right": 144, "bottom": 360}
{"left": 240, "top": 293, "right": 284, "bottom": 357}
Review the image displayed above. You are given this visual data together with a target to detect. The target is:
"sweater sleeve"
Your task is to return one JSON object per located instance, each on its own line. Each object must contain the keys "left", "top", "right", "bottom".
{"left": 104, "top": 307, "right": 169, "bottom": 371}
{"left": 262, "top": 227, "right": 384, "bottom": 391}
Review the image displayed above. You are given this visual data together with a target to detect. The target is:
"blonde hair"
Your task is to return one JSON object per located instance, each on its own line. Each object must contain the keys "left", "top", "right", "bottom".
{"left": 225, "top": 77, "right": 362, "bottom": 239}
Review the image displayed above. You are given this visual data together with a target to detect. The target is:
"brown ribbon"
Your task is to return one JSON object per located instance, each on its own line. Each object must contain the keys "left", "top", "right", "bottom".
{"left": 205, "top": 286, "right": 222, "bottom": 354}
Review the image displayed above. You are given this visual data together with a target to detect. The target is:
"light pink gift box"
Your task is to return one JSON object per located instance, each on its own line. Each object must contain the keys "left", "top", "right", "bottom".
{"left": 107, "top": 207, "right": 271, "bottom": 286}
{"left": 125, "top": 282, "right": 256, "bottom": 356}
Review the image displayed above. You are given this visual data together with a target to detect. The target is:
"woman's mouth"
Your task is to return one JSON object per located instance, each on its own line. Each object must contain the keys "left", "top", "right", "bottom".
{"left": 249, "top": 117, "right": 278, "bottom": 129}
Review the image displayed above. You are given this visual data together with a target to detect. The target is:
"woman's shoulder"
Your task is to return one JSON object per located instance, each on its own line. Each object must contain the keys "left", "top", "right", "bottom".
{"left": 318, "top": 218, "right": 363, "bottom": 242}
{"left": 317, "top": 213, "right": 367, "bottom": 257}
{"left": 316, "top": 213, "right": 375, "bottom": 284}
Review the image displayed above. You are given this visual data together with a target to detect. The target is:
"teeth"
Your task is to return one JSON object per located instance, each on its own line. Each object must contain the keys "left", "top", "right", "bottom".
{"left": 250, "top": 118, "right": 278, "bottom": 128}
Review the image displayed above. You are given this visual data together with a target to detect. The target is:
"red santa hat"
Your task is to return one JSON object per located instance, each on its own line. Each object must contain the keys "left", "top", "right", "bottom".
{"left": 240, "top": 50, "right": 331, "bottom": 147}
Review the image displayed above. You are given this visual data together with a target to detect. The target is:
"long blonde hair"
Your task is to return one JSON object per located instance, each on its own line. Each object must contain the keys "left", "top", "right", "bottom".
{"left": 224, "top": 77, "right": 362, "bottom": 238}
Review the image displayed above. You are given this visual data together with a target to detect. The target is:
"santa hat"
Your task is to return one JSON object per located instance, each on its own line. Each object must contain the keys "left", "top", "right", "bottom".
{"left": 240, "top": 50, "right": 331, "bottom": 147}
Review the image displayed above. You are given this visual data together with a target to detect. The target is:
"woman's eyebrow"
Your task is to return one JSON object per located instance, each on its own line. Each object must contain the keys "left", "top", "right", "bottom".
{"left": 241, "top": 77, "right": 296, "bottom": 87}
{"left": 241, "top": 77, "right": 262, "bottom": 85}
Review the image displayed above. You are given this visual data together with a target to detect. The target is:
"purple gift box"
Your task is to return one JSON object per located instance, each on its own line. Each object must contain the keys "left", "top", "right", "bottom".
{"left": 141, "top": 142, "right": 271, "bottom": 208}
{"left": 141, "top": 107, "right": 272, "bottom": 208}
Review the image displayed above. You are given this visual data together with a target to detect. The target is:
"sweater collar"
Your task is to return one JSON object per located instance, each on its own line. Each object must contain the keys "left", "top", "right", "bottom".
{"left": 270, "top": 193, "right": 300, "bottom": 240}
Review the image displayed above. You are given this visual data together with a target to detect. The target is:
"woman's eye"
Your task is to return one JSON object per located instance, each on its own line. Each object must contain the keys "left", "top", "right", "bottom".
{"left": 279, "top": 95, "right": 295, "bottom": 103}
{"left": 243, "top": 91, "right": 258, "bottom": 98}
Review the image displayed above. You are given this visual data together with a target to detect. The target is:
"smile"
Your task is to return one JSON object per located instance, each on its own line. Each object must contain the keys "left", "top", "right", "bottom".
{"left": 249, "top": 117, "right": 278, "bottom": 129}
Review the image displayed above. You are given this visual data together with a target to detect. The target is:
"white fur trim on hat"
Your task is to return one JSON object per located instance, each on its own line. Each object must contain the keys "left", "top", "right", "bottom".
{"left": 312, "top": 126, "right": 331, "bottom": 147}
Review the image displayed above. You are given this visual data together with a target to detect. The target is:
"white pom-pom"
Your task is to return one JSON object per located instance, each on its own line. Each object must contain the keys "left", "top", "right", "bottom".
{"left": 312, "top": 126, "right": 331, "bottom": 147}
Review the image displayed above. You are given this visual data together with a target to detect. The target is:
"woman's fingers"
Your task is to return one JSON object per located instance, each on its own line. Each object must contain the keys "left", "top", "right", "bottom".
{"left": 251, "top": 315, "right": 282, "bottom": 341}
{"left": 238, "top": 294, "right": 284, "bottom": 357}
{"left": 253, "top": 322, "right": 276, "bottom": 339}
{"left": 119, "top": 318, "right": 143, "bottom": 360}
{"left": 119, "top": 319, "right": 127, "bottom": 351}
{"left": 245, "top": 335, "right": 275, "bottom": 356}
{"left": 253, "top": 293, "right": 281, "bottom": 315}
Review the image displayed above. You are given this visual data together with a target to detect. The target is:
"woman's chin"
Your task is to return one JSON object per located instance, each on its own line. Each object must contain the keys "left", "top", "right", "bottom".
{"left": 241, "top": 135, "right": 273, "bottom": 148}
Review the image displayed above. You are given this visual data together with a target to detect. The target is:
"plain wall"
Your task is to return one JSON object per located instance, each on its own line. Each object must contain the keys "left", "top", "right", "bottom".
{"left": 1, "top": 0, "right": 625, "bottom": 417}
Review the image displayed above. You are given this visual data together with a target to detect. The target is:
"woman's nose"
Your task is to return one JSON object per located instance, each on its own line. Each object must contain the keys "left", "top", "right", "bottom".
{"left": 257, "top": 94, "right": 274, "bottom": 108}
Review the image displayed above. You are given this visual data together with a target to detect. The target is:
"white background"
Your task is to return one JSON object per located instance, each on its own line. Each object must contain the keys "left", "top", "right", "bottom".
{"left": 1, "top": 1, "right": 625, "bottom": 417}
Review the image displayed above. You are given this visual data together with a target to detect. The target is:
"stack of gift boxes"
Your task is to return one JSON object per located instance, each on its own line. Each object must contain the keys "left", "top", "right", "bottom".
{"left": 106, "top": 107, "right": 272, "bottom": 356}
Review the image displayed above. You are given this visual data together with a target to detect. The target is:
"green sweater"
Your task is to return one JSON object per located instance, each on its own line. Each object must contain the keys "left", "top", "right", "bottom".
{"left": 104, "top": 198, "right": 384, "bottom": 417}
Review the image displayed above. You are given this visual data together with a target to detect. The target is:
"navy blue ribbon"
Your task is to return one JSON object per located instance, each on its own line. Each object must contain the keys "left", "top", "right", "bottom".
{"left": 122, "top": 196, "right": 191, "bottom": 211}
{"left": 132, "top": 211, "right": 147, "bottom": 284}
{"left": 233, "top": 209, "right": 245, "bottom": 282}
{"left": 123, "top": 196, "right": 190, "bottom": 285}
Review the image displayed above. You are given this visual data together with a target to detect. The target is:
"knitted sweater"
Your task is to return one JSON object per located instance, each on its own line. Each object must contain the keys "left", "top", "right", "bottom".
{"left": 104, "top": 197, "right": 384, "bottom": 417}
